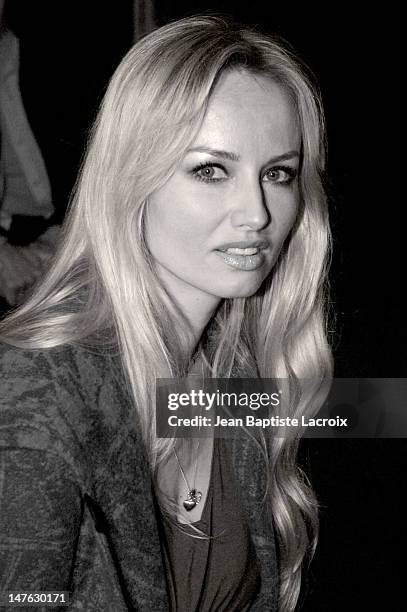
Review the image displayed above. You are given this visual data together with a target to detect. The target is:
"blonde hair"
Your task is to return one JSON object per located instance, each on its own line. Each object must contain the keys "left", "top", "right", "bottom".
{"left": 0, "top": 16, "right": 333, "bottom": 611}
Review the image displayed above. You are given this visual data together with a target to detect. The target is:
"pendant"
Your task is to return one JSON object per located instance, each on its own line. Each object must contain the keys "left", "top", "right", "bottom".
{"left": 183, "top": 489, "right": 202, "bottom": 511}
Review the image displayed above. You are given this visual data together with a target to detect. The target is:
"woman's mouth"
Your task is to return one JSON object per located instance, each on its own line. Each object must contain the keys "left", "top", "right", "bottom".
{"left": 215, "top": 246, "right": 267, "bottom": 271}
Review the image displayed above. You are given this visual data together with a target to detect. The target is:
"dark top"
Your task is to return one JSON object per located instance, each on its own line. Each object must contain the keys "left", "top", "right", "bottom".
{"left": 159, "top": 438, "right": 261, "bottom": 611}
{"left": 0, "top": 341, "right": 279, "bottom": 611}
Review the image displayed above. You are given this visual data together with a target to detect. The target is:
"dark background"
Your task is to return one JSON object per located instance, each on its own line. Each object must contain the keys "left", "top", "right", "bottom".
{"left": 5, "top": 1, "right": 406, "bottom": 609}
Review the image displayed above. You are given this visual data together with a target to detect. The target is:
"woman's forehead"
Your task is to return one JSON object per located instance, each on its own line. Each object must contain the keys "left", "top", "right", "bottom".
{"left": 189, "top": 70, "right": 301, "bottom": 162}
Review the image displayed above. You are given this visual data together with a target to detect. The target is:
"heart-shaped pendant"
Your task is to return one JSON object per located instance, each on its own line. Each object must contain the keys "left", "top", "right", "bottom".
{"left": 183, "top": 498, "right": 196, "bottom": 511}
{"left": 183, "top": 489, "right": 203, "bottom": 511}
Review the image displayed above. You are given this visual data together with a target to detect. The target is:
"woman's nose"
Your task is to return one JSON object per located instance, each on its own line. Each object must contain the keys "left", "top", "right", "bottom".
{"left": 230, "top": 179, "right": 270, "bottom": 230}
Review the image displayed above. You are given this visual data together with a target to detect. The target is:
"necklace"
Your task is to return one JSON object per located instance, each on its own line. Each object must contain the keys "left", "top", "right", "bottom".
{"left": 173, "top": 440, "right": 202, "bottom": 511}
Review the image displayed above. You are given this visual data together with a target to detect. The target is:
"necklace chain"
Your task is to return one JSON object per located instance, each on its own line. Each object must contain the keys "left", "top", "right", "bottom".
{"left": 173, "top": 362, "right": 204, "bottom": 510}
{"left": 173, "top": 438, "right": 200, "bottom": 494}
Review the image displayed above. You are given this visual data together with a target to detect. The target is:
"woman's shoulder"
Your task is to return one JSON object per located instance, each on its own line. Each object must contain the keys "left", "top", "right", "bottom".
{"left": 0, "top": 341, "right": 75, "bottom": 405}
{"left": 0, "top": 340, "right": 123, "bottom": 403}
{"left": 0, "top": 341, "right": 132, "bottom": 481}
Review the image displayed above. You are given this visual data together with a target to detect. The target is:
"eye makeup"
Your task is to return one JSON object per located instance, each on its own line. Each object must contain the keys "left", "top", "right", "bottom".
{"left": 190, "top": 162, "right": 228, "bottom": 183}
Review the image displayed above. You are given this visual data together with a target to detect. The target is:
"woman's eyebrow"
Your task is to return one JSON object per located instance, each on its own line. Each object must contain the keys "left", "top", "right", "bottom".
{"left": 186, "top": 146, "right": 299, "bottom": 164}
{"left": 187, "top": 146, "right": 240, "bottom": 161}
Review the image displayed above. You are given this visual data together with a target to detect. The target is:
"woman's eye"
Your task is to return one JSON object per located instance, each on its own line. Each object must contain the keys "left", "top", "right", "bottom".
{"left": 192, "top": 164, "right": 227, "bottom": 183}
{"left": 263, "top": 166, "right": 297, "bottom": 185}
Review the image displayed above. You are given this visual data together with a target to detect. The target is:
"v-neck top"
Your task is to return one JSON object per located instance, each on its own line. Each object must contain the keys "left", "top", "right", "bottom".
{"left": 157, "top": 437, "right": 261, "bottom": 611}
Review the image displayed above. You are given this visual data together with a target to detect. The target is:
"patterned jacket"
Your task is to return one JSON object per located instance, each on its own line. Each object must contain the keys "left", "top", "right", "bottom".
{"left": 0, "top": 341, "right": 279, "bottom": 611}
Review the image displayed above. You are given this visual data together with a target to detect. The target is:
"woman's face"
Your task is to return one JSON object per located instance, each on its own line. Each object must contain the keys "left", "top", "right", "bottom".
{"left": 146, "top": 69, "right": 301, "bottom": 318}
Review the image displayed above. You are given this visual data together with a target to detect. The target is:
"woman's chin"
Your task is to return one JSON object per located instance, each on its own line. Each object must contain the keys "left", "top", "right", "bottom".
{"left": 217, "top": 277, "right": 268, "bottom": 299}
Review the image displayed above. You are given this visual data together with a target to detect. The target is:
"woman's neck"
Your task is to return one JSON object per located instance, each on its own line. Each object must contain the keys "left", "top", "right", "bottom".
{"left": 155, "top": 267, "right": 221, "bottom": 357}
{"left": 179, "top": 298, "right": 220, "bottom": 358}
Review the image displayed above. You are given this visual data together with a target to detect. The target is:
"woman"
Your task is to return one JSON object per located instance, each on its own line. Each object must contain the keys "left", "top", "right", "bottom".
{"left": 0, "top": 16, "right": 332, "bottom": 612}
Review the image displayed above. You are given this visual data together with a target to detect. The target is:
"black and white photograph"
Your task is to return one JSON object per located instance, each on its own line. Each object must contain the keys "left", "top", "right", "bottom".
{"left": 0, "top": 2, "right": 405, "bottom": 611}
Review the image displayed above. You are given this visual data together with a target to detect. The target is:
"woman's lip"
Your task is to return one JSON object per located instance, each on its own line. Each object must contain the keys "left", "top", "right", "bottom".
{"left": 217, "top": 240, "right": 270, "bottom": 251}
{"left": 215, "top": 249, "right": 266, "bottom": 271}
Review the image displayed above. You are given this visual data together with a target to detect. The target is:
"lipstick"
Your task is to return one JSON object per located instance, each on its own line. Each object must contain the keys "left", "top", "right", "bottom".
{"left": 215, "top": 240, "right": 269, "bottom": 271}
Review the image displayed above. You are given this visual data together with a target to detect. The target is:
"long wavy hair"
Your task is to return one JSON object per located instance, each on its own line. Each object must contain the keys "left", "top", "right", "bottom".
{"left": 0, "top": 16, "right": 333, "bottom": 611}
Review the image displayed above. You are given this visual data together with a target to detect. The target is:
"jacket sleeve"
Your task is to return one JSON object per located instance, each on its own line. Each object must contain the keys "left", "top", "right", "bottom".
{"left": 0, "top": 448, "right": 82, "bottom": 597}
{"left": 0, "top": 344, "right": 84, "bottom": 610}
